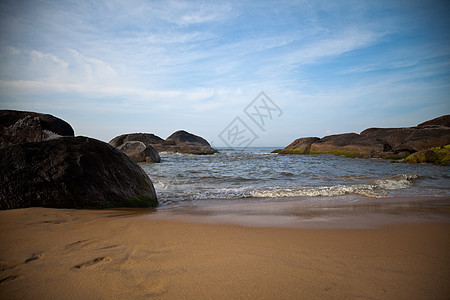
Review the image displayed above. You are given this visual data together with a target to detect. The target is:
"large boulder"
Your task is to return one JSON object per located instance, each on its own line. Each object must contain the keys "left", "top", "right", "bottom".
{"left": 117, "top": 141, "right": 161, "bottom": 163}
{"left": 0, "top": 110, "right": 74, "bottom": 148}
{"left": 309, "top": 133, "right": 386, "bottom": 158}
{"left": 109, "top": 133, "right": 165, "bottom": 148}
{"left": 0, "top": 136, "right": 158, "bottom": 209}
{"left": 109, "top": 130, "right": 218, "bottom": 155}
{"left": 360, "top": 126, "right": 450, "bottom": 153}
{"left": 160, "top": 130, "right": 218, "bottom": 154}
{"left": 272, "top": 137, "right": 320, "bottom": 154}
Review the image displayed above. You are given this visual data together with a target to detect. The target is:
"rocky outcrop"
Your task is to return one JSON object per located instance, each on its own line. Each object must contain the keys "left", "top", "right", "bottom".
{"left": 273, "top": 137, "right": 320, "bottom": 154}
{"left": 160, "top": 130, "right": 218, "bottom": 154}
{"left": 117, "top": 141, "right": 161, "bottom": 163}
{"left": 274, "top": 115, "right": 450, "bottom": 161}
{"left": 310, "top": 133, "right": 386, "bottom": 158}
{"left": 360, "top": 126, "right": 450, "bottom": 153}
{"left": 109, "top": 130, "right": 218, "bottom": 155}
{"left": 418, "top": 115, "right": 450, "bottom": 127}
{"left": 0, "top": 136, "right": 158, "bottom": 209}
{"left": 0, "top": 110, "right": 74, "bottom": 148}
{"left": 273, "top": 134, "right": 385, "bottom": 158}
{"left": 109, "top": 133, "right": 164, "bottom": 148}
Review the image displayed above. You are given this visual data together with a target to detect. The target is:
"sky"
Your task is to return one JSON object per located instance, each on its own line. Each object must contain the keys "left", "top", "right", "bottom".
{"left": 0, "top": 0, "right": 449, "bottom": 147}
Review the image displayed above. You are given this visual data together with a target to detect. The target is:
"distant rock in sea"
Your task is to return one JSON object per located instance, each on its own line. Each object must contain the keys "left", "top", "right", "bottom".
{"left": 117, "top": 141, "right": 161, "bottom": 163}
{"left": 273, "top": 134, "right": 385, "bottom": 158}
{"left": 162, "top": 130, "right": 218, "bottom": 154}
{"left": 0, "top": 110, "right": 158, "bottom": 209}
{"left": 0, "top": 109, "right": 74, "bottom": 148}
{"left": 273, "top": 137, "right": 320, "bottom": 154}
{"left": 310, "top": 133, "right": 386, "bottom": 158}
{"left": 109, "top": 133, "right": 165, "bottom": 148}
{"left": 110, "top": 130, "right": 218, "bottom": 155}
{"left": 274, "top": 115, "right": 450, "bottom": 165}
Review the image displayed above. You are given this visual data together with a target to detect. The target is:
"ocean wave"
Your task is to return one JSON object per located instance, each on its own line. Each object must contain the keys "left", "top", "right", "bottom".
{"left": 250, "top": 174, "right": 418, "bottom": 198}
{"left": 374, "top": 174, "right": 418, "bottom": 190}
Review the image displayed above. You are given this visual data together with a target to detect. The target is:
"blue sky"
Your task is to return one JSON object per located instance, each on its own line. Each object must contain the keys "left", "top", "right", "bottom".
{"left": 1, "top": 0, "right": 449, "bottom": 147}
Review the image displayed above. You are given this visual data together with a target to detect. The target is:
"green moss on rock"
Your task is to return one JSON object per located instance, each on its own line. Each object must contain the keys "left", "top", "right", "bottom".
{"left": 433, "top": 145, "right": 450, "bottom": 165}
{"left": 403, "top": 150, "right": 439, "bottom": 164}
{"left": 403, "top": 145, "right": 449, "bottom": 166}
{"left": 310, "top": 150, "right": 361, "bottom": 158}
{"left": 272, "top": 148, "right": 309, "bottom": 155}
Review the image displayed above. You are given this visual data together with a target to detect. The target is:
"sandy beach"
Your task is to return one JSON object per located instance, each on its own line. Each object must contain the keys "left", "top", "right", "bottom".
{"left": 1, "top": 200, "right": 449, "bottom": 300}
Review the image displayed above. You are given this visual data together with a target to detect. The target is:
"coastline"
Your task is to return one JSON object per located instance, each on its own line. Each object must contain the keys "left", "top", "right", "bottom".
{"left": 1, "top": 196, "right": 450, "bottom": 299}
{"left": 154, "top": 194, "right": 450, "bottom": 229}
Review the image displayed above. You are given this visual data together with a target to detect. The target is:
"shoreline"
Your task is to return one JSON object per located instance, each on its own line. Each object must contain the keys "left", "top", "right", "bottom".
{"left": 154, "top": 194, "right": 450, "bottom": 229}
{"left": 1, "top": 196, "right": 450, "bottom": 299}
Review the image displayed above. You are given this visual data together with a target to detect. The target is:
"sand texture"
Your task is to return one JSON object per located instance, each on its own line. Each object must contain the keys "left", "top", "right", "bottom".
{"left": 1, "top": 207, "right": 449, "bottom": 299}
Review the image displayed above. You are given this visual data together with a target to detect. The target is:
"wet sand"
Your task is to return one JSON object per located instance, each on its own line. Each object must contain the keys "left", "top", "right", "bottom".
{"left": 1, "top": 198, "right": 450, "bottom": 299}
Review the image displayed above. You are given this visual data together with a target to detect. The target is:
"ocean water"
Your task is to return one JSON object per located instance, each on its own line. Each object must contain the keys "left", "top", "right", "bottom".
{"left": 140, "top": 147, "right": 450, "bottom": 207}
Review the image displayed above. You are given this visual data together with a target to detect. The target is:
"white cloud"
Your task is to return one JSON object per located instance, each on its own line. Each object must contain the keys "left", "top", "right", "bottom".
{"left": 157, "top": 1, "right": 234, "bottom": 26}
{"left": 283, "top": 28, "right": 382, "bottom": 67}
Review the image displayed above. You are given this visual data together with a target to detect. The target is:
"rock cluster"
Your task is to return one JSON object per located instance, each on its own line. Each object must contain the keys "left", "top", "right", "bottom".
{"left": 0, "top": 110, "right": 158, "bottom": 209}
{"left": 274, "top": 115, "right": 450, "bottom": 165}
{"left": 110, "top": 130, "right": 218, "bottom": 155}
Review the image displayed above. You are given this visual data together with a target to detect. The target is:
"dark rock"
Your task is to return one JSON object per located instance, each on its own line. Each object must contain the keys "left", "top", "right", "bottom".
{"left": 417, "top": 115, "right": 450, "bottom": 127}
{"left": 272, "top": 137, "right": 320, "bottom": 154}
{"left": 117, "top": 141, "right": 161, "bottom": 163}
{"left": 0, "top": 110, "right": 74, "bottom": 148}
{"left": 0, "top": 136, "right": 158, "bottom": 209}
{"left": 360, "top": 126, "right": 450, "bottom": 152}
{"left": 275, "top": 115, "right": 450, "bottom": 162}
{"left": 109, "top": 133, "right": 164, "bottom": 148}
{"left": 160, "top": 130, "right": 218, "bottom": 154}
{"left": 109, "top": 130, "right": 218, "bottom": 155}
{"left": 310, "top": 133, "right": 386, "bottom": 158}
{"left": 380, "top": 151, "right": 412, "bottom": 160}
{"left": 403, "top": 150, "right": 439, "bottom": 164}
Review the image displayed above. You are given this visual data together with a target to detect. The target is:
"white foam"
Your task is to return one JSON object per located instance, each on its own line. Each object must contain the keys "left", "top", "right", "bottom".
{"left": 250, "top": 174, "right": 418, "bottom": 198}
{"left": 375, "top": 174, "right": 418, "bottom": 190}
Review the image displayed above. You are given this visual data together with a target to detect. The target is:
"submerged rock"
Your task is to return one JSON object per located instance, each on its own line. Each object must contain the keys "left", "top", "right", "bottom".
{"left": 117, "top": 141, "right": 161, "bottom": 163}
{"left": 0, "top": 110, "right": 74, "bottom": 148}
{"left": 0, "top": 136, "right": 158, "bottom": 209}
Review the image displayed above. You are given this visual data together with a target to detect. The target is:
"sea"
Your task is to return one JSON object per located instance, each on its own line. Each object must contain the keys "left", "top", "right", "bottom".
{"left": 140, "top": 147, "right": 450, "bottom": 208}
